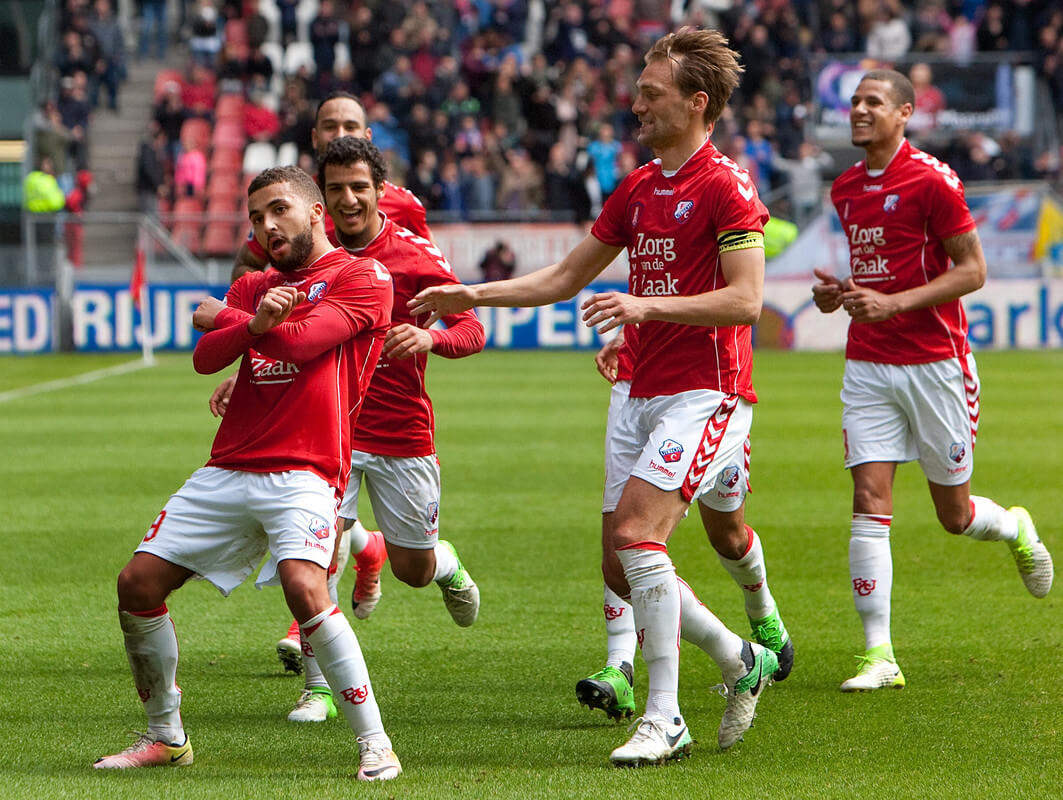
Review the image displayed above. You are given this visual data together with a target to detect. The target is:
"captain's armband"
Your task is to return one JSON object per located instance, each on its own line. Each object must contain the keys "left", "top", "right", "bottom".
{"left": 717, "top": 230, "right": 764, "bottom": 253}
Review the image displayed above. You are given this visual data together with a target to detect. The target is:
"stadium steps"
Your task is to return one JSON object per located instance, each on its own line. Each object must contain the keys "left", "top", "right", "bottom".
{"left": 82, "top": 58, "right": 181, "bottom": 268}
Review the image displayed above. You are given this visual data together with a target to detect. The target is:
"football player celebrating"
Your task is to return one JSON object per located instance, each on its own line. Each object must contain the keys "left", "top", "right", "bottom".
{"left": 412, "top": 28, "right": 778, "bottom": 767}
{"left": 94, "top": 166, "right": 401, "bottom": 781}
{"left": 813, "top": 69, "right": 1053, "bottom": 692}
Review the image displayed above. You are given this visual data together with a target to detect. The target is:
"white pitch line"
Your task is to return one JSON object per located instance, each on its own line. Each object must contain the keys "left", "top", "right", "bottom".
{"left": 0, "top": 359, "right": 154, "bottom": 404}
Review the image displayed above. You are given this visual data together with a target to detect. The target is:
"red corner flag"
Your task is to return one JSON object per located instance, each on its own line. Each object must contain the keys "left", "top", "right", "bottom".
{"left": 130, "top": 243, "right": 146, "bottom": 309}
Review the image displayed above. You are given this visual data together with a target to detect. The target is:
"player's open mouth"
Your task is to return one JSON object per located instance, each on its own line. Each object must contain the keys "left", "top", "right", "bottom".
{"left": 269, "top": 237, "right": 288, "bottom": 255}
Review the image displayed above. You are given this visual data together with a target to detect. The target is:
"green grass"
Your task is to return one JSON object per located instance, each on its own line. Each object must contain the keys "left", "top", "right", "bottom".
{"left": 0, "top": 349, "right": 1060, "bottom": 800}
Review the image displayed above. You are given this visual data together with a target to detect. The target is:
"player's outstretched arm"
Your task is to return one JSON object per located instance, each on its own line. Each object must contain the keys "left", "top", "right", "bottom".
{"left": 409, "top": 234, "right": 623, "bottom": 326}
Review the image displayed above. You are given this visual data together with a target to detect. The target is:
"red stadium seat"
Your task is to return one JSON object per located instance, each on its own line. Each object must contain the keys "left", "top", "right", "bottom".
{"left": 210, "top": 147, "right": 244, "bottom": 174}
{"left": 211, "top": 118, "right": 246, "bottom": 152}
{"left": 179, "top": 117, "right": 211, "bottom": 151}
{"left": 215, "top": 93, "right": 245, "bottom": 121}
{"left": 202, "top": 222, "right": 238, "bottom": 257}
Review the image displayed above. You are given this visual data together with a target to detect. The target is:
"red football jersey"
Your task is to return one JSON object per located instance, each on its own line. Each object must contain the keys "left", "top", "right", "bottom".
{"left": 616, "top": 324, "right": 637, "bottom": 383}
{"left": 831, "top": 139, "right": 976, "bottom": 364}
{"left": 592, "top": 140, "right": 768, "bottom": 401}
{"left": 200, "top": 248, "right": 393, "bottom": 492}
{"left": 345, "top": 216, "right": 484, "bottom": 457}
{"left": 246, "top": 180, "right": 431, "bottom": 261}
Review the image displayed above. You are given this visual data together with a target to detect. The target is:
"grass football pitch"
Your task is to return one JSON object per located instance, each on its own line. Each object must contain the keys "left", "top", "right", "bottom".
{"left": 0, "top": 349, "right": 1059, "bottom": 799}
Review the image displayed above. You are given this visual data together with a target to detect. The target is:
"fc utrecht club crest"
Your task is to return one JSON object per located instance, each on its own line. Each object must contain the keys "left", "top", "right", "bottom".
{"left": 720, "top": 465, "right": 741, "bottom": 488}
{"left": 658, "top": 439, "right": 684, "bottom": 463}
{"left": 308, "top": 517, "right": 331, "bottom": 540}
{"left": 307, "top": 280, "right": 328, "bottom": 302}
{"left": 673, "top": 200, "right": 695, "bottom": 223}
{"left": 949, "top": 442, "right": 966, "bottom": 463}
{"left": 426, "top": 501, "right": 439, "bottom": 527}
{"left": 629, "top": 201, "right": 644, "bottom": 228}
{"left": 883, "top": 194, "right": 900, "bottom": 213}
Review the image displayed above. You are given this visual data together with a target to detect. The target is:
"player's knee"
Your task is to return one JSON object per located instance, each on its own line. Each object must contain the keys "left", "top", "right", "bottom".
{"left": 852, "top": 485, "right": 889, "bottom": 516}
{"left": 116, "top": 563, "right": 165, "bottom": 611}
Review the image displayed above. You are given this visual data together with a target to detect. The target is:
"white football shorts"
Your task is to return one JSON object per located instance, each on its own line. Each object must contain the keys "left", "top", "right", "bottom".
{"left": 338, "top": 450, "right": 441, "bottom": 551}
{"left": 602, "top": 386, "right": 753, "bottom": 511}
{"left": 841, "top": 355, "right": 979, "bottom": 486}
{"left": 135, "top": 467, "right": 339, "bottom": 596}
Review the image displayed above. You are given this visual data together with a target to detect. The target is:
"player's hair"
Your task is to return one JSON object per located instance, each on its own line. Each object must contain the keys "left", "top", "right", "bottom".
{"left": 644, "top": 27, "right": 743, "bottom": 125}
{"left": 861, "top": 69, "right": 915, "bottom": 109}
{"left": 317, "top": 136, "right": 388, "bottom": 189}
{"left": 247, "top": 165, "right": 324, "bottom": 206}
{"left": 314, "top": 91, "right": 366, "bottom": 127}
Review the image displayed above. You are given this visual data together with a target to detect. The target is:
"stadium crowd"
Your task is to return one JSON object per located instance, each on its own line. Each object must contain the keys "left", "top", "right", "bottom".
{"left": 40, "top": 0, "right": 1063, "bottom": 226}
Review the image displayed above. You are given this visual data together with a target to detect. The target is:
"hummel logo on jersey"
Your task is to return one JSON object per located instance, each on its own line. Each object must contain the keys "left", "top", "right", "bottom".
{"left": 862, "top": 184, "right": 883, "bottom": 192}
{"left": 653, "top": 188, "right": 674, "bottom": 196}
{"left": 307, "top": 280, "right": 327, "bottom": 302}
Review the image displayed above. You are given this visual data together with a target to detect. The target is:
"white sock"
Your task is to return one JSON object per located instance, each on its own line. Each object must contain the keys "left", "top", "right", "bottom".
{"left": 432, "top": 542, "right": 458, "bottom": 584}
{"left": 677, "top": 578, "right": 746, "bottom": 677}
{"left": 346, "top": 518, "right": 370, "bottom": 556}
{"left": 302, "top": 605, "right": 388, "bottom": 745}
{"left": 602, "top": 584, "right": 636, "bottom": 669}
{"left": 326, "top": 525, "right": 352, "bottom": 606}
{"left": 301, "top": 648, "right": 329, "bottom": 691}
{"left": 617, "top": 544, "right": 680, "bottom": 723}
{"left": 119, "top": 606, "right": 184, "bottom": 744}
{"left": 963, "top": 496, "right": 1018, "bottom": 542}
{"left": 716, "top": 526, "right": 775, "bottom": 620}
{"left": 849, "top": 514, "right": 893, "bottom": 651}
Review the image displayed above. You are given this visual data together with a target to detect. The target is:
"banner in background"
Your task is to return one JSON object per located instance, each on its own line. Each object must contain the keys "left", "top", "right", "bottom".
{"left": 3, "top": 280, "right": 1063, "bottom": 354}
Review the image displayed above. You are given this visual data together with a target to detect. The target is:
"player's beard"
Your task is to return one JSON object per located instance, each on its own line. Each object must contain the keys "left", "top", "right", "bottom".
{"left": 270, "top": 225, "right": 314, "bottom": 272}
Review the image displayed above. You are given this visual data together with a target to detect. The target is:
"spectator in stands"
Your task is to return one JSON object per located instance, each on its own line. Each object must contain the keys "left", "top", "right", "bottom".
{"left": 947, "top": 12, "right": 978, "bottom": 61}
{"left": 865, "top": 1, "right": 912, "bottom": 60}
{"left": 436, "top": 160, "right": 465, "bottom": 216}
{"left": 243, "top": 88, "right": 280, "bottom": 143}
{"left": 496, "top": 147, "right": 544, "bottom": 213}
{"left": 58, "top": 74, "right": 92, "bottom": 172}
{"left": 743, "top": 119, "right": 774, "bottom": 191}
{"left": 276, "top": 0, "right": 298, "bottom": 46}
{"left": 310, "top": 0, "right": 343, "bottom": 95}
{"left": 454, "top": 114, "right": 485, "bottom": 156}
{"left": 461, "top": 154, "right": 498, "bottom": 215}
{"left": 135, "top": 0, "right": 168, "bottom": 61}
{"left": 174, "top": 138, "right": 206, "bottom": 198}
{"left": 908, "top": 62, "right": 946, "bottom": 134}
{"left": 544, "top": 140, "right": 587, "bottom": 220}
{"left": 33, "top": 102, "right": 72, "bottom": 192}
{"left": 586, "top": 122, "right": 622, "bottom": 201}
{"left": 188, "top": 0, "right": 222, "bottom": 68}
{"left": 245, "top": 44, "right": 275, "bottom": 88}
{"left": 58, "top": 30, "right": 95, "bottom": 78}
{"left": 88, "top": 0, "right": 126, "bottom": 111}
{"left": 375, "top": 54, "right": 419, "bottom": 121}
{"left": 136, "top": 122, "right": 168, "bottom": 214}
{"left": 977, "top": 3, "right": 1010, "bottom": 52}
{"left": 479, "top": 240, "right": 517, "bottom": 282}
{"left": 277, "top": 80, "right": 314, "bottom": 160}
{"left": 245, "top": 0, "right": 269, "bottom": 50}
{"left": 407, "top": 149, "right": 442, "bottom": 211}
{"left": 63, "top": 169, "right": 94, "bottom": 269}
{"left": 153, "top": 80, "right": 187, "bottom": 164}
{"left": 820, "top": 10, "right": 860, "bottom": 53}
{"left": 770, "top": 140, "right": 833, "bottom": 226}
{"left": 182, "top": 62, "right": 217, "bottom": 120}
{"left": 217, "top": 39, "right": 249, "bottom": 91}
{"left": 367, "top": 102, "right": 410, "bottom": 168}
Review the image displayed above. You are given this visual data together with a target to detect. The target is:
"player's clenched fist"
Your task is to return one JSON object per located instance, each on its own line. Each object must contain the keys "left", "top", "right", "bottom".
{"left": 250, "top": 286, "right": 306, "bottom": 335}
